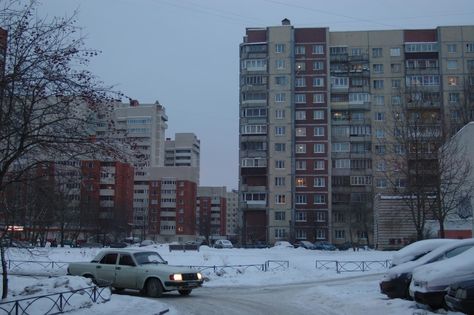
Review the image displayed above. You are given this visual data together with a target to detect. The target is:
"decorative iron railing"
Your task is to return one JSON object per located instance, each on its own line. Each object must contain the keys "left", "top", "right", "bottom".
{"left": 176, "top": 260, "right": 289, "bottom": 275}
{"left": 315, "top": 259, "right": 391, "bottom": 273}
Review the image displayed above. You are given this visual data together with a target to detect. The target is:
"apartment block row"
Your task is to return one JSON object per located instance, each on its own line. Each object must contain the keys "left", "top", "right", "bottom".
{"left": 239, "top": 19, "right": 474, "bottom": 249}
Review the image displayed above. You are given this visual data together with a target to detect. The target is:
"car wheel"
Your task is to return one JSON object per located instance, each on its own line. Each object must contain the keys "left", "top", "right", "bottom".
{"left": 145, "top": 278, "right": 163, "bottom": 298}
{"left": 178, "top": 289, "right": 192, "bottom": 296}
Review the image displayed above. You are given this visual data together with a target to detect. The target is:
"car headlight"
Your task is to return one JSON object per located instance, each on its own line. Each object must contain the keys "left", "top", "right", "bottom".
{"left": 456, "top": 288, "right": 467, "bottom": 299}
{"left": 197, "top": 272, "right": 202, "bottom": 280}
{"left": 415, "top": 280, "right": 428, "bottom": 288}
{"left": 169, "top": 274, "right": 183, "bottom": 281}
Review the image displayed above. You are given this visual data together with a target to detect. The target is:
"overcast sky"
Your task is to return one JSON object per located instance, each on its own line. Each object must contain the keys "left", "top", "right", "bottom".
{"left": 40, "top": 0, "right": 474, "bottom": 190}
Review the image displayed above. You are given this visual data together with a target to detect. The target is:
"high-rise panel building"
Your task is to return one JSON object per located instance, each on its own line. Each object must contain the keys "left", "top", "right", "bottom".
{"left": 239, "top": 20, "right": 474, "bottom": 248}
{"left": 165, "top": 133, "right": 200, "bottom": 181}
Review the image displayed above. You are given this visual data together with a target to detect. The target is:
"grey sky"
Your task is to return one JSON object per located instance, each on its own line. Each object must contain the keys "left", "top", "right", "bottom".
{"left": 41, "top": 0, "right": 474, "bottom": 190}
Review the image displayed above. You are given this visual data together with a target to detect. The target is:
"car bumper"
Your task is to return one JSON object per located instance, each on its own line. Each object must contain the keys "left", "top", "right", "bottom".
{"left": 413, "top": 290, "right": 446, "bottom": 309}
{"left": 164, "top": 280, "right": 203, "bottom": 290}
{"left": 380, "top": 278, "right": 411, "bottom": 299}
{"left": 445, "top": 293, "right": 474, "bottom": 314}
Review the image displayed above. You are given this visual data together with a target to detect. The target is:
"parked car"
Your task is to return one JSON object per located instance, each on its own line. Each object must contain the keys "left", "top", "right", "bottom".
{"left": 214, "top": 239, "right": 233, "bottom": 249}
{"left": 140, "top": 240, "right": 156, "bottom": 247}
{"left": 294, "top": 241, "right": 315, "bottom": 250}
{"left": 273, "top": 241, "right": 293, "bottom": 248}
{"left": 445, "top": 278, "right": 474, "bottom": 314}
{"left": 390, "top": 238, "right": 457, "bottom": 268}
{"left": 410, "top": 245, "right": 474, "bottom": 309}
{"left": 68, "top": 248, "right": 203, "bottom": 297}
{"left": 380, "top": 238, "right": 474, "bottom": 300}
{"left": 313, "top": 241, "right": 337, "bottom": 251}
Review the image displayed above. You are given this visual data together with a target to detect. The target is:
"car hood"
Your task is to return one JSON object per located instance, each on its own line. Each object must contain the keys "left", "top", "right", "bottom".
{"left": 384, "top": 259, "right": 425, "bottom": 280}
{"left": 140, "top": 263, "right": 197, "bottom": 274}
{"left": 391, "top": 239, "right": 456, "bottom": 266}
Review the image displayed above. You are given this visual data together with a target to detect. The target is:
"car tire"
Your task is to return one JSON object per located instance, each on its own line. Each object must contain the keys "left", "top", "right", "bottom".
{"left": 178, "top": 289, "right": 192, "bottom": 296}
{"left": 145, "top": 278, "right": 163, "bottom": 298}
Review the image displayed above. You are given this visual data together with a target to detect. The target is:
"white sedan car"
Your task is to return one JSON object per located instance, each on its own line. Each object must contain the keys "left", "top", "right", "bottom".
{"left": 410, "top": 243, "right": 474, "bottom": 309}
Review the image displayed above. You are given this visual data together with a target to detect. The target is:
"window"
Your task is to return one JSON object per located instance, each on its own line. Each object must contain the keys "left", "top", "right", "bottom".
{"left": 376, "top": 160, "right": 386, "bottom": 171}
{"left": 335, "top": 230, "right": 345, "bottom": 239}
{"left": 275, "top": 109, "right": 285, "bottom": 119}
{"left": 313, "top": 61, "right": 324, "bottom": 70}
{"left": 449, "top": 92, "right": 460, "bottom": 103}
{"left": 313, "top": 94, "right": 325, "bottom": 104}
{"left": 295, "top": 177, "right": 306, "bottom": 187}
{"left": 242, "top": 108, "right": 267, "bottom": 118}
{"left": 100, "top": 253, "right": 118, "bottom": 265}
{"left": 275, "top": 143, "right": 286, "bottom": 152}
{"left": 276, "top": 59, "right": 285, "bottom": 70}
{"left": 448, "top": 76, "right": 459, "bottom": 86}
{"left": 374, "top": 95, "right": 385, "bottom": 106}
{"left": 296, "top": 144, "right": 306, "bottom": 153}
{"left": 295, "top": 127, "right": 306, "bottom": 137}
{"left": 447, "top": 44, "right": 457, "bottom": 53}
{"left": 275, "top": 126, "right": 285, "bottom": 136}
{"left": 314, "top": 143, "right": 325, "bottom": 153}
{"left": 275, "top": 211, "right": 286, "bottom": 220}
{"left": 390, "top": 47, "right": 400, "bottom": 56}
{"left": 275, "top": 76, "right": 287, "bottom": 85}
{"left": 314, "top": 127, "right": 325, "bottom": 136}
{"left": 375, "top": 129, "right": 384, "bottom": 138}
{"left": 275, "top": 160, "right": 285, "bottom": 169}
{"left": 391, "top": 63, "right": 401, "bottom": 73}
{"left": 296, "top": 160, "right": 306, "bottom": 170}
{"left": 119, "top": 254, "right": 135, "bottom": 266}
{"left": 466, "top": 43, "right": 474, "bottom": 53}
{"left": 395, "top": 178, "right": 406, "bottom": 188}
{"left": 295, "top": 94, "right": 306, "bottom": 103}
{"left": 375, "top": 145, "right": 386, "bottom": 154}
{"left": 313, "top": 44, "right": 324, "bottom": 54}
{"left": 372, "top": 48, "right": 382, "bottom": 57}
{"left": 375, "top": 112, "right": 385, "bottom": 121}
{"left": 334, "top": 212, "right": 344, "bottom": 223}
{"left": 405, "top": 43, "right": 438, "bottom": 52}
{"left": 332, "top": 142, "right": 350, "bottom": 152}
{"left": 241, "top": 124, "right": 267, "bottom": 134}
{"left": 242, "top": 59, "right": 267, "bottom": 71}
{"left": 275, "top": 194, "right": 286, "bottom": 204}
{"left": 295, "top": 212, "right": 307, "bottom": 222}
{"left": 392, "top": 79, "right": 401, "bottom": 88}
{"left": 351, "top": 48, "right": 362, "bottom": 56}
{"left": 275, "top": 93, "right": 286, "bottom": 102}
{"left": 314, "top": 160, "right": 325, "bottom": 170}
{"left": 295, "top": 194, "right": 307, "bottom": 204}
{"left": 391, "top": 96, "right": 401, "bottom": 105}
{"left": 447, "top": 60, "right": 458, "bottom": 70}
{"left": 295, "top": 229, "right": 307, "bottom": 239}
{"left": 314, "top": 177, "right": 326, "bottom": 187}
{"left": 316, "top": 229, "right": 326, "bottom": 240}
{"left": 331, "top": 77, "right": 349, "bottom": 88}
{"left": 316, "top": 211, "right": 326, "bottom": 222}
{"left": 295, "top": 45, "right": 306, "bottom": 55}
{"left": 274, "top": 228, "right": 287, "bottom": 238}
{"left": 373, "top": 64, "right": 384, "bottom": 74}
{"left": 349, "top": 93, "right": 370, "bottom": 104}
{"left": 376, "top": 178, "right": 387, "bottom": 188}
{"left": 406, "top": 75, "right": 440, "bottom": 86}
{"left": 334, "top": 159, "right": 350, "bottom": 169}
{"left": 275, "top": 43, "right": 285, "bottom": 53}
{"left": 313, "top": 110, "right": 325, "bottom": 120}
{"left": 314, "top": 194, "right": 326, "bottom": 204}
{"left": 350, "top": 176, "right": 372, "bottom": 186}
{"left": 241, "top": 158, "right": 266, "bottom": 167}
{"left": 313, "top": 77, "right": 324, "bottom": 87}
{"left": 373, "top": 80, "right": 384, "bottom": 89}
{"left": 295, "top": 110, "right": 306, "bottom": 120}
{"left": 295, "top": 77, "right": 306, "bottom": 87}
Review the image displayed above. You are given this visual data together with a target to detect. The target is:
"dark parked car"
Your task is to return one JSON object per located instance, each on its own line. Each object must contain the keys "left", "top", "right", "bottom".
{"left": 445, "top": 279, "right": 474, "bottom": 314}
{"left": 313, "top": 241, "right": 337, "bottom": 251}
{"left": 293, "top": 241, "right": 315, "bottom": 250}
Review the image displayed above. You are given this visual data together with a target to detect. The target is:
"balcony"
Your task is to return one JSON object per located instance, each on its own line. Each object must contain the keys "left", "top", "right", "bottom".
{"left": 349, "top": 54, "right": 369, "bottom": 62}
{"left": 348, "top": 102, "right": 371, "bottom": 111}
{"left": 241, "top": 84, "right": 267, "bottom": 92}
{"left": 240, "top": 201, "right": 267, "bottom": 210}
{"left": 330, "top": 54, "right": 349, "bottom": 63}
{"left": 405, "top": 67, "right": 439, "bottom": 75}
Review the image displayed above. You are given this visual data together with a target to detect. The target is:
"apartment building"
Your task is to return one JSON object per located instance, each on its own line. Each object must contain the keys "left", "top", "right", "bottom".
{"left": 165, "top": 133, "right": 200, "bottom": 179}
{"left": 196, "top": 186, "right": 227, "bottom": 241}
{"left": 239, "top": 20, "right": 474, "bottom": 248}
{"left": 226, "top": 190, "right": 240, "bottom": 242}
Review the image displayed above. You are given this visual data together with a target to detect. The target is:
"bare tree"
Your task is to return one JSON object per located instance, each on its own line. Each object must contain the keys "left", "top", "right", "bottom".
{"left": 0, "top": 0, "right": 129, "bottom": 298}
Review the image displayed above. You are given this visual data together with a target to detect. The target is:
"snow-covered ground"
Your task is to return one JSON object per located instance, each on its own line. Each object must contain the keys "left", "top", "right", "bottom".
{"left": 2, "top": 245, "right": 465, "bottom": 315}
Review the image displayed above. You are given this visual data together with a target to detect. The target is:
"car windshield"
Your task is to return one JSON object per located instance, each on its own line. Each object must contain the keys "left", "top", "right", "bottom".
{"left": 133, "top": 251, "right": 166, "bottom": 265}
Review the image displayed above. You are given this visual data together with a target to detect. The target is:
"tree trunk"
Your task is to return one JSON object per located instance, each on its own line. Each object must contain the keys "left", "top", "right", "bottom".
{"left": 1, "top": 245, "right": 8, "bottom": 299}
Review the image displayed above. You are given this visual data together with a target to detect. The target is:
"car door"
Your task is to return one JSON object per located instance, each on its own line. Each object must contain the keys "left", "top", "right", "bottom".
{"left": 114, "top": 253, "right": 138, "bottom": 289}
{"left": 96, "top": 253, "right": 118, "bottom": 285}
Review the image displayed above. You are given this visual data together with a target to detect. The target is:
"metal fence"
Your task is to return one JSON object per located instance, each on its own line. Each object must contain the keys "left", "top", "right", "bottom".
{"left": 315, "top": 259, "right": 391, "bottom": 273}
{"left": 176, "top": 260, "right": 289, "bottom": 275}
{"left": 0, "top": 285, "right": 110, "bottom": 315}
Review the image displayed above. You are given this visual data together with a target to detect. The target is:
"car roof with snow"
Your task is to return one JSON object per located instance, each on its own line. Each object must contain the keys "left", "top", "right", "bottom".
{"left": 391, "top": 238, "right": 457, "bottom": 266}
{"left": 387, "top": 238, "right": 474, "bottom": 276}
{"left": 411, "top": 246, "right": 474, "bottom": 283}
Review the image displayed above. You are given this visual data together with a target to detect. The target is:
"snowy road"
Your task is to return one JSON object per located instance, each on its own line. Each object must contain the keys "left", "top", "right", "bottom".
{"left": 155, "top": 273, "right": 394, "bottom": 315}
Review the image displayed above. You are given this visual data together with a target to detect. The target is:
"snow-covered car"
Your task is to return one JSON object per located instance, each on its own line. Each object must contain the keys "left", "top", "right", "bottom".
{"left": 67, "top": 248, "right": 203, "bottom": 297}
{"left": 390, "top": 238, "right": 457, "bottom": 268}
{"left": 214, "top": 239, "right": 233, "bottom": 249}
{"left": 380, "top": 238, "right": 474, "bottom": 299}
{"left": 293, "top": 241, "right": 315, "bottom": 250}
{"left": 273, "top": 241, "right": 293, "bottom": 248}
{"left": 445, "top": 278, "right": 474, "bottom": 314}
{"left": 409, "top": 245, "right": 474, "bottom": 309}
{"left": 313, "top": 241, "right": 337, "bottom": 251}
{"left": 139, "top": 240, "right": 156, "bottom": 247}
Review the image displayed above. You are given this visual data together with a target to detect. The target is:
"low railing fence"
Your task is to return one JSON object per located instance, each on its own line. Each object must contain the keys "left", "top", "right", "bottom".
{"left": 8, "top": 260, "right": 71, "bottom": 272}
{"left": 0, "top": 285, "right": 111, "bottom": 315}
{"left": 315, "top": 259, "right": 391, "bottom": 273}
{"left": 176, "top": 260, "right": 289, "bottom": 275}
